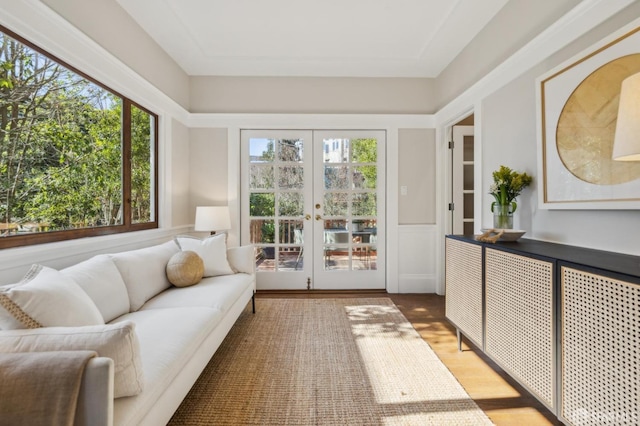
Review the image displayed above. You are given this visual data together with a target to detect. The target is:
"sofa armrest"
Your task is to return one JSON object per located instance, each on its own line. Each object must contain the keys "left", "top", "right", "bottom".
{"left": 227, "top": 245, "right": 256, "bottom": 278}
{"left": 75, "top": 356, "right": 114, "bottom": 426}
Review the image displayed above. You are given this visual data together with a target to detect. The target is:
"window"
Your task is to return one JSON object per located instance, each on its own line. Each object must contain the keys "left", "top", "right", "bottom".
{"left": 0, "top": 26, "right": 158, "bottom": 248}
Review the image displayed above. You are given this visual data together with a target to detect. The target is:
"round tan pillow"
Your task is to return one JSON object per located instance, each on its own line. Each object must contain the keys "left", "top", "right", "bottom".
{"left": 166, "top": 251, "right": 204, "bottom": 287}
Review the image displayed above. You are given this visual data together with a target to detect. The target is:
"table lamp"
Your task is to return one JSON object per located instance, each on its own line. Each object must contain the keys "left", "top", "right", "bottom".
{"left": 613, "top": 72, "right": 640, "bottom": 161}
{"left": 194, "top": 206, "right": 231, "bottom": 235}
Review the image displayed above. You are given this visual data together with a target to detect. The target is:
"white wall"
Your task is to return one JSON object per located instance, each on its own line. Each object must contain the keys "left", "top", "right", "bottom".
{"left": 398, "top": 225, "right": 438, "bottom": 293}
{"left": 189, "top": 128, "right": 230, "bottom": 221}
{"left": 169, "top": 119, "right": 191, "bottom": 227}
{"left": 480, "top": 70, "right": 538, "bottom": 232}
{"left": 396, "top": 128, "right": 439, "bottom": 292}
{"left": 398, "top": 129, "right": 436, "bottom": 225}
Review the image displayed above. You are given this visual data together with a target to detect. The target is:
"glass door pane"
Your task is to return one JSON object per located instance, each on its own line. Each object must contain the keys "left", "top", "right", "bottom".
{"left": 321, "top": 139, "right": 377, "bottom": 271}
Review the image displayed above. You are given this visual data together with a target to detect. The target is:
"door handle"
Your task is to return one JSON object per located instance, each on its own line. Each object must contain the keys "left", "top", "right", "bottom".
{"left": 315, "top": 214, "right": 322, "bottom": 221}
{"left": 305, "top": 214, "right": 311, "bottom": 220}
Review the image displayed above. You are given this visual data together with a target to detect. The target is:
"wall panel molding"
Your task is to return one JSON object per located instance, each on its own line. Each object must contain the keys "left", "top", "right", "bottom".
{"left": 398, "top": 225, "right": 438, "bottom": 293}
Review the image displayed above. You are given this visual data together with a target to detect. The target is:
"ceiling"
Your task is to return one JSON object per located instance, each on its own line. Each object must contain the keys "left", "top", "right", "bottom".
{"left": 116, "top": 0, "right": 510, "bottom": 78}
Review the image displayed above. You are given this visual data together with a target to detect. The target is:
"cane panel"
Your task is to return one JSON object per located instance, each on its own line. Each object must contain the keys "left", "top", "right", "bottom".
{"left": 485, "top": 248, "right": 554, "bottom": 408}
{"left": 445, "top": 238, "right": 483, "bottom": 347}
{"left": 561, "top": 267, "right": 639, "bottom": 426}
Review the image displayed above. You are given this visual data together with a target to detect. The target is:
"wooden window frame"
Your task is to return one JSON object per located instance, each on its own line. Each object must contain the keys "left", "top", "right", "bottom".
{"left": 0, "top": 25, "right": 159, "bottom": 249}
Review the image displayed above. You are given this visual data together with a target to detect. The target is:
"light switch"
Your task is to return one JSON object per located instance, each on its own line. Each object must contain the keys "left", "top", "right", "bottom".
{"left": 400, "top": 185, "right": 408, "bottom": 195}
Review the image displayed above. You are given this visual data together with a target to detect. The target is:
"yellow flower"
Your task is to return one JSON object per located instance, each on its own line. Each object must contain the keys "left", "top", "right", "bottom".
{"left": 489, "top": 165, "right": 532, "bottom": 212}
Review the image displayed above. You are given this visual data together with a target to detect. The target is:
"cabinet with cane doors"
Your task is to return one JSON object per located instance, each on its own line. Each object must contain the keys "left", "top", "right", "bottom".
{"left": 445, "top": 235, "right": 640, "bottom": 425}
{"left": 444, "top": 237, "right": 483, "bottom": 351}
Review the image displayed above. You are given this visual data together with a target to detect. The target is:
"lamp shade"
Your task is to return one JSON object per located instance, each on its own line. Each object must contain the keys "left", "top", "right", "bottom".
{"left": 613, "top": 72, "right": 640, "bottom": 161}
{"left": 194, "top": 206, "right": 231, "bottom": 232}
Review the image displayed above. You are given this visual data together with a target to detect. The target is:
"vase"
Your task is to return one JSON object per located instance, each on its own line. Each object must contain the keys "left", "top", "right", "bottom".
{"left": 492, "top": 203, "right": 513, "bottom": 229}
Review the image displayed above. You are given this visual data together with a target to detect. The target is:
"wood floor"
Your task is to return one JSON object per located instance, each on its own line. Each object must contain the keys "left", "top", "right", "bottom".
{"left": 256, "top": 291, "right": 563, "bottom": 426}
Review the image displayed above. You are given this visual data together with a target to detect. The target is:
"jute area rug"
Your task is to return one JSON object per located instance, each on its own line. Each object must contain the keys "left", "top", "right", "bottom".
{"left": 169, "top": 298, "right": 493, "bottom": 425}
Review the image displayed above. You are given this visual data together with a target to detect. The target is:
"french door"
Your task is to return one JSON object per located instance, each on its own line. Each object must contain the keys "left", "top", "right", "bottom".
{"left": 241, "top": 129, "right": 385, "bottom": 290}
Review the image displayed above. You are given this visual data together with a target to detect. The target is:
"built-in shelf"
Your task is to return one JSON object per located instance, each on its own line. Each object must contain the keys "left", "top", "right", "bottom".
{"left": 452, "top": 127, "right": 474, "bottom": 235}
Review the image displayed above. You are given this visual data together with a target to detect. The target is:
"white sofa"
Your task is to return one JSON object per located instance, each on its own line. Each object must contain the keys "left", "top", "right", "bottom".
{"left": 0, "top": 237, "right": 256, "bottom": 426}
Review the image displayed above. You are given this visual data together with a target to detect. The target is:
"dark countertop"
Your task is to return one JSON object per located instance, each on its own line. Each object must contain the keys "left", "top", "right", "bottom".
{"left": 447, "top": 234, "right": 640, "bottom": 279}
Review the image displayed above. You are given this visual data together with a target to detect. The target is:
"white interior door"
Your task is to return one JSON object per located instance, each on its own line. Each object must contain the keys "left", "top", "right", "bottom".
{"left": 241, "top": 129, "right": 385, "bottom": 290}
{"left": 452, "top": 125, "right": 475, "bottom": 235}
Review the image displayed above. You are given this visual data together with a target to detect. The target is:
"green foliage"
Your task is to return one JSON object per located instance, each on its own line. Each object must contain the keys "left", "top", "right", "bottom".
{"left": 250, "top": 193, "right": 275, "bottom": 217}
{"left": 489, "top": 165, "right": 533, "bottom": 213}
{"left": 131, "top": 105, "right": 153, "bottom": 223}
{"left": 277, "top": 192, "right": 303, "bottom": 217}
{"left": 351, "top": 138, "right": 377, "bottom": 189}
{"left": 350, "top": 139, "right": 377, "bottom": 216}
{"left": 261, "top": 221, "right": 275, "bottom": 243}
{"left": 0, "top": 62, "right": 12, "bottom": 89}
{"left": 0, "top": 31, "right": 152, "bottom": 232}
{"left": 261, "top": 140, "right": 275, "bottom": 161}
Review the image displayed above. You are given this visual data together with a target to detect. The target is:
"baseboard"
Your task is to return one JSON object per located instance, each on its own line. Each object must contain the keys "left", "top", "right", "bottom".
{"left": 256, "top": 289, "right": 388, "bottom": 297}
{"left": 398, "top": 273, "right": 437, "bottom": 293}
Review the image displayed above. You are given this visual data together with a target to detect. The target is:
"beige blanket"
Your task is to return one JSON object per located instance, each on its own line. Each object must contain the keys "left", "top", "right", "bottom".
{"left": 0, "top": 350, "right": 97, "bottom": 426}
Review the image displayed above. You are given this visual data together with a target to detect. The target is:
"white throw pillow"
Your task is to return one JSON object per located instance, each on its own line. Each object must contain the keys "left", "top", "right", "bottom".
{"left": 0, "top": 283, "right": 19, "bottom": 330}
{"left": 0, "top": 321, "right": 143, "bottom": 398}
{"left": 61, "top": 255, "right": 131, "bottom": 323}
{"left": 0, "top": 265, "right": 104, "bottom": 330}
{"left": 109, "top": 241, "right": 179, "bottom": 311}
{"left": 175, "top": 234, "right": 234, "bottom": 277}
{"left": 227, "top": 245, "right": 256, "bottom": 275}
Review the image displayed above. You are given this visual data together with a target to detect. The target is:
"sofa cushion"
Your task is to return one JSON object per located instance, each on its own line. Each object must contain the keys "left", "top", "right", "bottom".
{"left": 0, "top": 321, "right": 143, "bottom": 398}
{"left": 227, "top": 245, "right": 256, "bottom": 275}
{"left": 0, "top": 265, "right": 104, "bottom": 330}
{"left": 111, "top": 307, "right": 222, "bottom": 426}
{"left": 174, "top": 234, "right": 234, "bottom": 277}
{"left": 166, "top": 251, "right": 204, "bottom": 287}
{"left": 109, "top": 241, "right": 179, "bottom": 312}
{"left": 142, "top": 273, "right": 253, "bottom": 313}
{"left": 61, "top": 255, "right": 131, "bottom": 323}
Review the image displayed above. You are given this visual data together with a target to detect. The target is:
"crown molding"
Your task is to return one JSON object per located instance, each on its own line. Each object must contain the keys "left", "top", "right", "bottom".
{"left": 187, "top": 113, "right": 435, "bottom": 129}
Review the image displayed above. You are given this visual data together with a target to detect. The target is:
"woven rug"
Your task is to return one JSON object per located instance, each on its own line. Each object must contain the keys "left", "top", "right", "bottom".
{"left": 169, "top": 298, "right": 493, "bottom": 425}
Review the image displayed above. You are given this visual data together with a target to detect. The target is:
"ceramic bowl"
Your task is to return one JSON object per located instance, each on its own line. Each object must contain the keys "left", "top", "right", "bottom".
{"left": 496, "top": 229, "right": 526, "bottom": 241}
{"left": 480, "top": 229, "right": 526, "bottom": 241}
